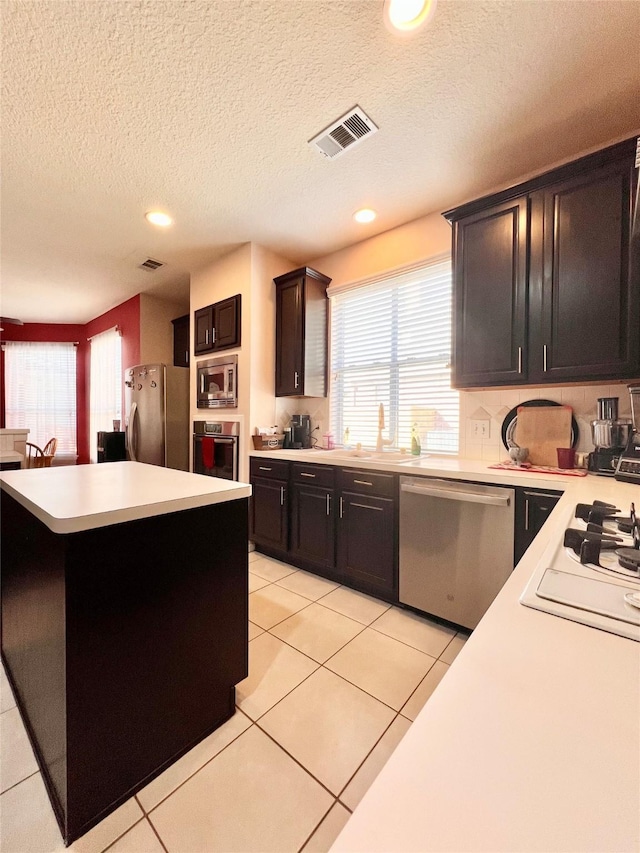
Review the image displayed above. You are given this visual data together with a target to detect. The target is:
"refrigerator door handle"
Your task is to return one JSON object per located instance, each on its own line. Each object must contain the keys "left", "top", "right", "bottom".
{"left": 127, "top": 401, "right": 138, "bottom": 462}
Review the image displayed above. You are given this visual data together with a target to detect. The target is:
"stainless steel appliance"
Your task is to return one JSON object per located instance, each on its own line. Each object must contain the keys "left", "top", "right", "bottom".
{"left": 193, "top": 421, "right": 239, "bottom": 480}
{"left": 399, "top": 477, "right": 515, "bottom": 630}
{"left": 290, "top": 414, "right": 311, "bottom": 448}
{"left": 196, "top": 354, "right": 238, "bottom": 409}
{"left": 124, "top": 363, "right": 189, "bottom": 470}
{"left": 588, "top": 397, "right": 631, "bottom": 475}
{"left": 616, "top": 384, "right": 640, "bottom": 484}
{"left": 520, "top": 499, "right": 639, "bottom": 641}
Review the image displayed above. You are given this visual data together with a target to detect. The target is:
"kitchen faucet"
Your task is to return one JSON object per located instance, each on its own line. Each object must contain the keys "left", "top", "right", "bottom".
{"left": 376, "top": 403, "right": 393, "bottom": 452}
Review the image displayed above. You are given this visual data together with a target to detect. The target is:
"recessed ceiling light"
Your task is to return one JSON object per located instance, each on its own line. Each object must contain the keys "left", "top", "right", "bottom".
{"left": 354, "top": 208, "right": 377, "bottom": 224}
{"left": 145, "top": 211, "right": 173, "bottom": 227}
{"left": 383, "top": 0, "right": 437, "bottom": 34}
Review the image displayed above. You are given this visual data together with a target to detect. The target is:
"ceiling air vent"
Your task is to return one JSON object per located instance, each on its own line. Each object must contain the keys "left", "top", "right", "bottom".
{"left": 139, "top": 257, "right": 164, "bottom": 271}
{"left": 308, "top": 106, "right": 378, "bottom": 160}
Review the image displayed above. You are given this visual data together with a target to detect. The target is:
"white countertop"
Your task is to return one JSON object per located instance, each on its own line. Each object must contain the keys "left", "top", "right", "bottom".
{"left": 249, "top": 448, "right": 582, "bottom": 490}
{"left": 331, "top": 474, "right": 640, "bottom": 853}
{"left": 0, "top": 461, "right": 251, "bottom": 534}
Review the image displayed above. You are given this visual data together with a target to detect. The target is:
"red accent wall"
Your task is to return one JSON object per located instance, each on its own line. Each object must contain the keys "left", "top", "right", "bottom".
{"left": 1, "top": 295, "right": 141, "bottom": 464}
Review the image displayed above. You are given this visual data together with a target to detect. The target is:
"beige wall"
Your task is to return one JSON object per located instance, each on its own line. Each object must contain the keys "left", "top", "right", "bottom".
{"left": 190, "top": 242, "right": 294, "bottom": 481}
{"left": 275, "top": 210, "right": 453, "bottom": 444}
{"left": 139, "top": 293, "right": 188, "bottom": 365}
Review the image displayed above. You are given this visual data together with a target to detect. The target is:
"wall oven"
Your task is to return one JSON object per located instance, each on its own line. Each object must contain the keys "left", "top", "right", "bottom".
{"left": 196, "top": 354, "right": 238, "bottom": 409}
{"left": 193, "top": 421, "right": 239, "bottom": 480}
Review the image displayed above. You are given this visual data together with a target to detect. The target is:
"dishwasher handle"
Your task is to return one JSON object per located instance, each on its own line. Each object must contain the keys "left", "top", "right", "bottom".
{"left": 400, "top": 481, "right": 511, "bottom": 507}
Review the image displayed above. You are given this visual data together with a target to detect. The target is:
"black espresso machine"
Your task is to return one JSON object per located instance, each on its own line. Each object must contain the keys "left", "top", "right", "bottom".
{"left": 615, "top": 385, "right": 640, "bottom": 484}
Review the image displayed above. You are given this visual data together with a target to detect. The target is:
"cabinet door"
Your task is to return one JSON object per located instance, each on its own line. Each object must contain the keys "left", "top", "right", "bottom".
{"left": 213, "top": 295, "right": 241, "bottom": 351}
{"left": 337, "top": 491, "right": 395, "bottom": 597}
{"left": 290, "top": 484, "right": 335, "bottom": 573}
{"left": 250, "top": 477, "right": 288, "bottom": 552}
{"left": 514, "top": 489, "right": 561, "bottom": 565}
{"left": 194, "top": 306, "right": 213, "bottom": 354}
{"left": 275, "top": 277, "right": 303, "bottom": 396}
{"left": 530, "top": 158, "right": 638, "bottom": 382}
{"left": 172, "top": 315, "right": 189, "bottom": 368}
{"left": 453, "top": 196, "right": 528, "bottom": 387}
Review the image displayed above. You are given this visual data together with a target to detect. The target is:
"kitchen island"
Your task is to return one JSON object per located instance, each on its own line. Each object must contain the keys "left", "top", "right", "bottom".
{"left": 0, "top": 461, "right": 251, "bottom": 845}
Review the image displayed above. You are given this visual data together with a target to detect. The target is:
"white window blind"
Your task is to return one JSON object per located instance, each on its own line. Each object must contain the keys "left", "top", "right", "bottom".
{"left": 89, "top": 327, "right": 122, "bottom": 463}
{"left": 330, "top": 258, "right": 459, "bottom": 454}
{"left": 4, "top": 341, "right": 77, "bottom": 455}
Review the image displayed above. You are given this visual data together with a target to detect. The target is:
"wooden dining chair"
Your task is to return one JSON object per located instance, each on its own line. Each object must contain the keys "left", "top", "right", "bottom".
{"left": 25, "top": 438, "right": 57, "bottom": 468}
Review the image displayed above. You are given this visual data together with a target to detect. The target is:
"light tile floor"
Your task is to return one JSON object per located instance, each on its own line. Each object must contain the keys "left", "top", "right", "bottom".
{"left": 0, "top": 554, "right": 469, "bottom": 853}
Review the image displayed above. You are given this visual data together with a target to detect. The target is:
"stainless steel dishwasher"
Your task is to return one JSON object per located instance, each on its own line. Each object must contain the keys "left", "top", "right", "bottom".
{"left": 399, "top": 477, "right": 515, "bottom": 630}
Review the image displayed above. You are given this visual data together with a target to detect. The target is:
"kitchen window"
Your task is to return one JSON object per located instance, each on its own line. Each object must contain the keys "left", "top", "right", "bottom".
{"left": 329, "top": 255, "right": 458, "bottom": 453}
{"left": 89, "top": 327, "right": 122, "bottom": 463}
{"left": 3, "top": 341, "right": 78, "bottom": 456}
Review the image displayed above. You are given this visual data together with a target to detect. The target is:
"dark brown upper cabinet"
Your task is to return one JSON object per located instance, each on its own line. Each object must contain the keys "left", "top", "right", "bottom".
{"left": 194, "top": 294, "right": 241, "bottom": 355}
{"left": 274, "top": 267, "right": 331, "bottom": 397}
{"left": 171, "top": 314, "right": 189, "bottom": 368}
{"left": 445, "top": 137, "right": 639, "bottom": 389}
{"left": 452, "top": 196, "right": 528, "bottom": 387}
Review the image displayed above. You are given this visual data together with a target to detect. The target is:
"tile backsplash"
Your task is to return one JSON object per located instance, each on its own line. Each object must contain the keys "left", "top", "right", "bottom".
{"left": 459, "top": 383, "right": 634, "bottom": 463}
{"left": 274, "top": 383, "right": 635, "bottom": 461}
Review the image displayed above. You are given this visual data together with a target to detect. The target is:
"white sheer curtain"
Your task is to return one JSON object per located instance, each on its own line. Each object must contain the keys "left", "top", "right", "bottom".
{"left": 4, "top": 341, "right": 77, "bottom": 457}
{"left": 89, "top": 327, "right": 122, "bottom": 463}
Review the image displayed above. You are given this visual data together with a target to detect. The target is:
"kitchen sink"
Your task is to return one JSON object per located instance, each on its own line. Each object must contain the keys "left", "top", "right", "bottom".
{"left": 319, "top": 449, "right": 420, "bottom": 463}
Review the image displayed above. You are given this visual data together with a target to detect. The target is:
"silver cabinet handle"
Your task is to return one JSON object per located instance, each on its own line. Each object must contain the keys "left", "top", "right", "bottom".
{"left": 200, "top": 373, "right": 205, "bottom": 393}
{"left": 326, "top": 493, "right": 331, "bottom": 516}
{"left": 294, "top": 371, "right": 299, "bottom": 389}
{"left": 280, "top": 485, "right": 285, "bottom": 506}
{"left": 518, "top": 346, "right": 523, "bottom": 374}
{"left": 353, "top": 479, "right": 373, "bottom": 486}
{"left": 205, "top": 329, "right": 209, "bottom": 345}
{"left": 543, "top": 344, "right": 548, "bottom": 372}
{"left": 300, "top": 472, "right": 316, "bottom": 478}
{"left": 525, "top": 498, "right": 530, "bottom": 531}
{"left": 339, "top": 496, "right": 344, "bottom": 519}
{"left": 185, "top": 351, "right": 189, "bottom": 363}
{"left": 212, "top": 328, "right": 216, "bottom": 344}
{"left": 259, "top": 466, "right": 272, "bottom": 471}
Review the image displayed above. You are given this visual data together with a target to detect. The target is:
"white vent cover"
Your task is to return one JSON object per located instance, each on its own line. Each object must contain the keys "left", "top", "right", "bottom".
{"left": 139, "top": 257, "right": 164, "bottom": 271}
{"left": 308, "top": 106, "right": 378, "bottom": 160}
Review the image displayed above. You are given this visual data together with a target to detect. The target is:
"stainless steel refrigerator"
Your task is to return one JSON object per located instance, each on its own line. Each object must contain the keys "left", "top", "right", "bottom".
{"left": 124, "top": 363, "right": 189, "bottom": 470}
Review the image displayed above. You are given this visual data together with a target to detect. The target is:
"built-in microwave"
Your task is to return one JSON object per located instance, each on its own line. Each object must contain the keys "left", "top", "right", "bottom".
{"left": 196, "top": 354, "right": 238, "bottom": 408}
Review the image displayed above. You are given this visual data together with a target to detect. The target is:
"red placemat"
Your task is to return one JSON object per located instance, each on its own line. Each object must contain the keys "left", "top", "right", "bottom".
{"left": 489, "top": 462, "right": 588, "bottom": 477}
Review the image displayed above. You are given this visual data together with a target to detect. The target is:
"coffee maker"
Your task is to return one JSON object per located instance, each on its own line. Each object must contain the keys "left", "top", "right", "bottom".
{"left": 615, "top": 385, "right": 640, "bottom": 484}
{"left": 588, "top": 396, "right": 633, "bottom": 475}
{"left": 289, "top": 414, "right": 312, "bottom": 449}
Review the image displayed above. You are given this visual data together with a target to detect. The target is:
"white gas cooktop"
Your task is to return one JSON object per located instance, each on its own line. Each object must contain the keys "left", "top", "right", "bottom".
{"left": 520, "top": 503, "right": 640, "bottom": 642}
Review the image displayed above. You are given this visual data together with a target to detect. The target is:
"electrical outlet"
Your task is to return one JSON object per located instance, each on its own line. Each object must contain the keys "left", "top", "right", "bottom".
{"left": 471, "top": 419, "right": 490, "bottom": 439}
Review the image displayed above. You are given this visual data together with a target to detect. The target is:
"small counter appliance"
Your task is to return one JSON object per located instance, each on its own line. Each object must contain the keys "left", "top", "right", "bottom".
{"left": 290, "top": 414, "right": 312, "bottom": 449}
{"left": 588, "top": 397, "right": 631, "bottom": 475}
{"left": 615, "top": 385, "right": 640, "bottom": 484}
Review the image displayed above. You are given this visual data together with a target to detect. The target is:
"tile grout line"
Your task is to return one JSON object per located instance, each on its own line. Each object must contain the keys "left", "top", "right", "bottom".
{"left": 0, "top": 768, "right": 40, "bottom": 797}
{"left": 137, "top": 713, "right": 254, "bottom": 817}
{"left": 99, "top": 815, "right": 147, "bottom": 853}
{"left": 145, "top": 812, "right": 170, "bottom": 853}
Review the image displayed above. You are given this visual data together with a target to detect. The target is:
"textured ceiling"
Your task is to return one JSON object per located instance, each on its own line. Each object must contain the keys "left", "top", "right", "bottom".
{"left": 2, "top": 0, "right": 639, "bottom": 323}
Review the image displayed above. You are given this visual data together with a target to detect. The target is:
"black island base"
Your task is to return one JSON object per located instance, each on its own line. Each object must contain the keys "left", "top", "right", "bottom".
{"left": 1, "top": 493, "right": 249, "bottom": 845}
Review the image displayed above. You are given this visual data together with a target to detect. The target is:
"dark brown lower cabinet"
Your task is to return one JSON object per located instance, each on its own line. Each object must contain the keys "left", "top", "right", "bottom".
{"left": 337, "top": 491, "right": 396, "bottom": 598}
{"left": 514, "top": 487, "right": 561, "bottom": 565}
{"left": 290, "top": 483, "right": 336, "bottom": 578}
{"left": 250, "top": 459, "right": 397, "bottom": 600}
{"left": 250, "top": 477, "right": 288, "bottom": 553}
